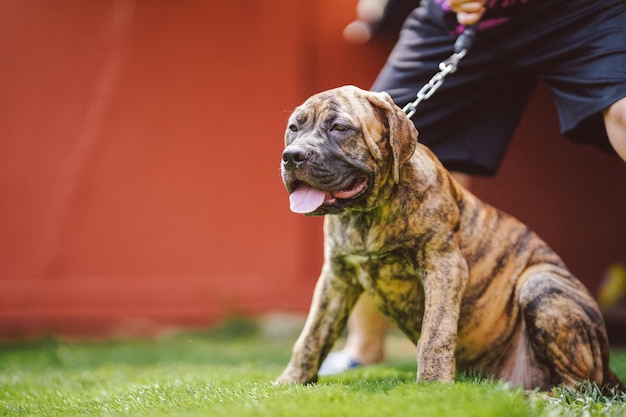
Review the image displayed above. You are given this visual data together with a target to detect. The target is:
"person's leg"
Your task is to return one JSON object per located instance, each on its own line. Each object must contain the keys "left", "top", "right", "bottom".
{"left": 604, "top": 97, "right": 626, "bottom": 162}
{"left": 341, "top": 295, "right": 389, "bottom": 365}
{"left": 538, "top": 3, "right": 626, "bottom": 158}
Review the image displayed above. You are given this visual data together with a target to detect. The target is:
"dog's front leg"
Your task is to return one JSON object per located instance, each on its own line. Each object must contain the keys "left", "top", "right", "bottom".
{"left": 276, "top": 264, "right": 361, "bottom": 384}
{"left": 416, "top": 249, "right": 468, "bottom": 382}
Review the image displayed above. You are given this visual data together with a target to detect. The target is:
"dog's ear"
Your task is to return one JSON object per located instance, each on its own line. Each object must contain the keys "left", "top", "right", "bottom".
{"left": 366, "top": 91, "right": 418, "bottom": 183}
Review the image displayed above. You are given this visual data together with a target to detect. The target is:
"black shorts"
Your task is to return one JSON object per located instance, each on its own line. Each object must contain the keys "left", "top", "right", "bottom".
{"left": 372, "top": 0, "right": 626, "bottom": 175}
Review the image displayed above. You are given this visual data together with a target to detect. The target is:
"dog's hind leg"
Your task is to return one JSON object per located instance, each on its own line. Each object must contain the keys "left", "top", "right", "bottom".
{"left": 518, "top": 266, "right": 611, "bottom": 390}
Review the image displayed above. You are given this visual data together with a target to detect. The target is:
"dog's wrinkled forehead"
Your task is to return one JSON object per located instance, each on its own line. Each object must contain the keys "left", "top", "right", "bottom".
{"left": 291, "top": 87, "right": 372, "bottom": 128}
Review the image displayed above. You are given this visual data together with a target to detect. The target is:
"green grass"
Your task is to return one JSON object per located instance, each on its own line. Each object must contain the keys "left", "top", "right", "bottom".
{"left": 1, "top": 320, "right": 625, "bottom": 417}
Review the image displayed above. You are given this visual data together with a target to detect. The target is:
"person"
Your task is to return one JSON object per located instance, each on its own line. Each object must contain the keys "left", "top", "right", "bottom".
{"left": 319, "top": 0, "right": 626, "bottom": 376}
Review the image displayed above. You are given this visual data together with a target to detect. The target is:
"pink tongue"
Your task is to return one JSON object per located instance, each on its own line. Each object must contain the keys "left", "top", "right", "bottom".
{"left": 289, "top": 184, "right": 326, "bottom": 213}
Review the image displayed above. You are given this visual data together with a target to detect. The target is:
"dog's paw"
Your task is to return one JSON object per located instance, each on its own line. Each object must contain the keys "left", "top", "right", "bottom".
{"left": 275, "top": 368, "right": 318, "bottom": 385}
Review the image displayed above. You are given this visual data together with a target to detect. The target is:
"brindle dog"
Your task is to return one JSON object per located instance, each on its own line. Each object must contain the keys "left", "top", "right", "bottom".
{"left": 277, "top": 85, "right": 623, "bottom": 391}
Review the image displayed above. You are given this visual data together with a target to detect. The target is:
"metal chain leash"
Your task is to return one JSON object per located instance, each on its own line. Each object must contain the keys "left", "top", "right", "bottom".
{"left": 402, "top": 24, "right": 478, "bottom": 119}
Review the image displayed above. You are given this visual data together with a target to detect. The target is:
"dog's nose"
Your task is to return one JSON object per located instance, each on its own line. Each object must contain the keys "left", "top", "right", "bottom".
{"left": 282, "top": 146, "right": 311, "bottom": 168}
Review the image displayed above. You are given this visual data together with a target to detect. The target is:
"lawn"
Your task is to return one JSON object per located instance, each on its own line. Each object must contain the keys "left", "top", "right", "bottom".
{"left": 1, "top": 318, "right": 625, "bottom": 417}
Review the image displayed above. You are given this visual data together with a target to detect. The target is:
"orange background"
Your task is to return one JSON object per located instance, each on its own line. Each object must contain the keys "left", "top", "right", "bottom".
{"left": 1, "top": 0, "right": 624, "bottom": 339}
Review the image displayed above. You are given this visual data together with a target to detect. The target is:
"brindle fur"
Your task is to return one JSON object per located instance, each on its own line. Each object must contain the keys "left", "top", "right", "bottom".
{"left": 277, "top": 85, "right": 623, "bottom": 390}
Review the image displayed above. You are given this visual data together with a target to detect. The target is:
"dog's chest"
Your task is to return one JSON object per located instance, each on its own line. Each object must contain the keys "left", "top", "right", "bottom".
{"left": 342, "top": 251, "right": 426, "bottom": 343}
{"left": 330, "top": 215, "right": 430, "bottom": 341}
{"left": 334, "top": 210, "right": 410, "bottom": 252}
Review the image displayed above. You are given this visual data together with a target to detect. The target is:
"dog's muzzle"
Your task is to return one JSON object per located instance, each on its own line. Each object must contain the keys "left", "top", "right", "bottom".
{"left": 282, "top": 145, "right": 369, "bottom": 214}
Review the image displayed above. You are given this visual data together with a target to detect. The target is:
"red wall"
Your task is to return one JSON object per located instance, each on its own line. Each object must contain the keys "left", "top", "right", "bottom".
{"left": 0, "top": 0, "right": 389, "bottom": 338}
{"left": 0, "top": 0, "right": 623, "bottom": 339}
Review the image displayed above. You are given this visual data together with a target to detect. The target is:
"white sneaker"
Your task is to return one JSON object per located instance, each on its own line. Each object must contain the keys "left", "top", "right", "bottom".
{"left": 318, "top": 351, "right": 362, "bottom": 376}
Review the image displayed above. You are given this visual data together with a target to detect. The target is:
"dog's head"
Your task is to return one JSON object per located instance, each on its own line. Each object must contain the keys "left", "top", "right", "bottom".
{"left": 281, "top": 85, "right": 418, "bottom": 215}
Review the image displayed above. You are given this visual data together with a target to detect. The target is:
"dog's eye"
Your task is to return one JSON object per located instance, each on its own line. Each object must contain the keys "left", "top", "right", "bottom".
{"left": 331, "top": 123, "right": 349, "bottom": 132}
{"left": 288, "top": 124, "right": 298, "bottom": 132}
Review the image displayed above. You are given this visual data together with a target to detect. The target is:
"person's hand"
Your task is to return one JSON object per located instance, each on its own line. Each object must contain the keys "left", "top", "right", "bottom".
{"left": 448, "top": 0, "right": 486, "bottom": 25}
